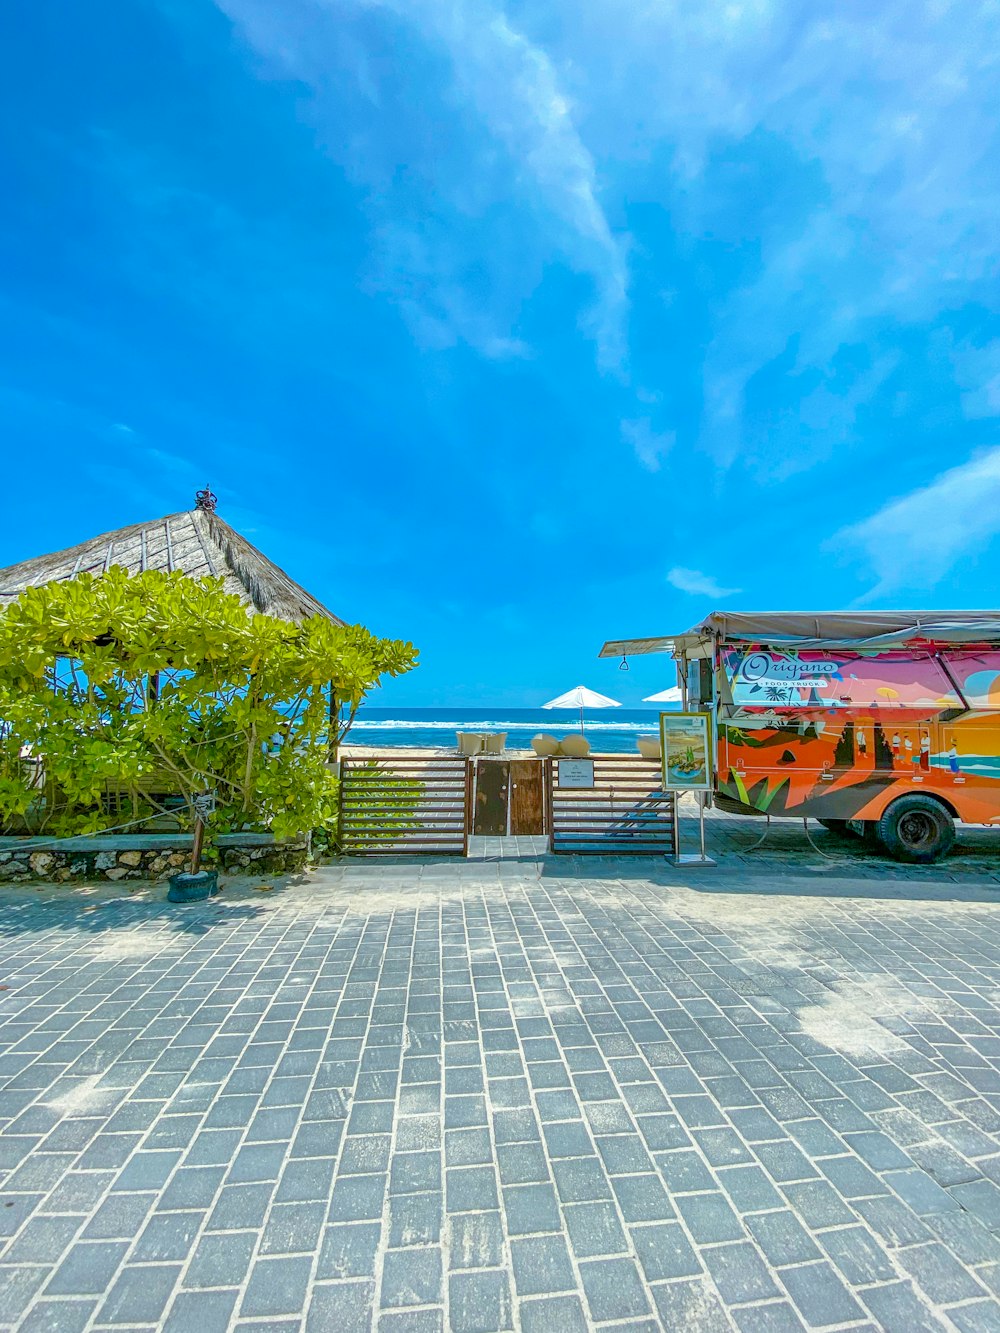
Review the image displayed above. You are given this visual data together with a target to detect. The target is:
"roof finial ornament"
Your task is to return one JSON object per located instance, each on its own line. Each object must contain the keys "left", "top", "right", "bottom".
{"left": 195, "top": 485, "right": 218, "bottom": 513}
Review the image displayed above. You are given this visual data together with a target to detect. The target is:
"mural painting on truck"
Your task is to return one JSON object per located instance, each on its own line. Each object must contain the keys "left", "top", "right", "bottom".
{"left": 718, "top": 645, "right": 1000, "bottom": 827}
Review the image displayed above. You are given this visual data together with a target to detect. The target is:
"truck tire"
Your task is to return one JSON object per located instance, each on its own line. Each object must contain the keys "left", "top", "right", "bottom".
{"left": 861, "top": 821, "right": 883, "bottom": 848}
{"left": 877, "top": 795, "right": 955, "bottom": 864}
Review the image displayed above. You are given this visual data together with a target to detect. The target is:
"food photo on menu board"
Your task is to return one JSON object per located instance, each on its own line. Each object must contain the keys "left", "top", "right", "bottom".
{"left": 659, "top": 712, "right": 713, "bottom": 790}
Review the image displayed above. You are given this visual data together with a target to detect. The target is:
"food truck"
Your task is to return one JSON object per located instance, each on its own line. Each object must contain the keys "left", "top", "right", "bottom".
{"left": 602, "top": 611, "right": 1000, "bottom": 863}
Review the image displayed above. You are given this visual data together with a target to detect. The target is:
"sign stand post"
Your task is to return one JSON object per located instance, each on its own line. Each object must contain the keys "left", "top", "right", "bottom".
{"left": 673, "top": 792, "right": 716, "bottom": 867}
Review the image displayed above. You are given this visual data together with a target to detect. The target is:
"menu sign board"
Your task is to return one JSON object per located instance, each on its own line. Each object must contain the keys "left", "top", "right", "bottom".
{"left": 660, "top": 712, "right": 713, "bottom": 792}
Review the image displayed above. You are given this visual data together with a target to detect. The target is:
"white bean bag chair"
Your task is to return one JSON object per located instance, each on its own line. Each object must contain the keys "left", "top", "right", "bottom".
{"left": 531, "top": 734, "right": 560, "bottom": 756}
{"left": 559, "top": 734, "right": 591, "bottom": 758}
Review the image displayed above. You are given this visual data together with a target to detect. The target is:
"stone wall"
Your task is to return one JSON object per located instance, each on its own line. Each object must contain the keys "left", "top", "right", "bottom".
{"left": 0, "top": 832, "right": 310, "bottom": 884}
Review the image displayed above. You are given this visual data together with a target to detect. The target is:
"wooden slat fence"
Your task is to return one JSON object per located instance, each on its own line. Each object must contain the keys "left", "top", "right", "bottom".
{"left": 338, "top": 757, "right": 472, "bottom": 856}
{"left": 546, "top": 755, "right": 677, "bottom": 856}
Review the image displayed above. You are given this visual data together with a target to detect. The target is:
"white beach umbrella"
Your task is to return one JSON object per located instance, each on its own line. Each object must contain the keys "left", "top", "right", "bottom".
{"left": 542, "top": 685, "right": 621, "bottom": 733}
{"left": 642, "top": 687, "right": 683, "bottom": 704}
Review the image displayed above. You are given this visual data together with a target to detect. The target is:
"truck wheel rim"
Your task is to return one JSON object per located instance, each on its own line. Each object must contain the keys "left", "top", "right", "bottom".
{"left": 899, "top": 811, "right": 937, "bottom": 848}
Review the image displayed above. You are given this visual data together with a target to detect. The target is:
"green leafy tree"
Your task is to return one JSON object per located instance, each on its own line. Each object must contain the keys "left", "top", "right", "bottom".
{"left": 0, "top": 569, "right": 417, "bottom": 850}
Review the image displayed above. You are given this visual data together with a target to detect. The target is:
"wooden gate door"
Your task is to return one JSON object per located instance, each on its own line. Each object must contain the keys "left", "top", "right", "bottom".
{"left": 474, "top": 760, "right": 510, "bottom": 835}
{"left": 510, "top": 760, "right": 544, "bottom": 835}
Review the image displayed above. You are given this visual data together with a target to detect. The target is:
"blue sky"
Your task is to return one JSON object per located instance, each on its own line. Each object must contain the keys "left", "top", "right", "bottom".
{"left": 2, "top": 1, "right": 1000, "bottom": 706}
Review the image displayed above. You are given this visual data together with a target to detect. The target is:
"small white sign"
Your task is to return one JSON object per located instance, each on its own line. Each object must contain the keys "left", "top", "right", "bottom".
{"left": 558, "top": 759, "right": 594, "bottom": 789}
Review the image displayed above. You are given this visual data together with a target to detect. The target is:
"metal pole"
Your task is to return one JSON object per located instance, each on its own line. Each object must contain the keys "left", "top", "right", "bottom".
{"left": 328, "top": 686, "right": 340, "bottom": 763}
{"left": 190, "top": 816, "right": 205, "bottom": 875}
{"left": 698, "top": 792, "right": 707, "bottom": 861}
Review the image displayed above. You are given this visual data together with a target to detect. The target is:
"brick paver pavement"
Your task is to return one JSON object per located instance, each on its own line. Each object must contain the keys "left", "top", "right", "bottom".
{"left": 2, "top": 848, "right": 1000, "bottom": 1331}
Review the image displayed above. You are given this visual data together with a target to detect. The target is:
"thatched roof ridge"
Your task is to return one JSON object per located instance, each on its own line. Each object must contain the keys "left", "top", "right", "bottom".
{"left": 0, "top": 508, "right": 343, "bottom": 625}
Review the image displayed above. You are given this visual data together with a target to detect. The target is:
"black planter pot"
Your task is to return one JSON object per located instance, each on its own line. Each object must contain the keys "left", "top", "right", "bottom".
{"left": 167, "top": 870, "right": 219, "bottom": 903}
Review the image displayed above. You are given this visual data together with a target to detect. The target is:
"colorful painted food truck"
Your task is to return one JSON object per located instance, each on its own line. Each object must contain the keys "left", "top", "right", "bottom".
{"left": 602, "top": 611, "right": 1000, "bottom": 862}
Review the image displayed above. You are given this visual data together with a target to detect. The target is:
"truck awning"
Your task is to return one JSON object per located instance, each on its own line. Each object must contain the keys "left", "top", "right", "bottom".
{"left": 600, "top": 610, "right": 1000, "bottom": 659}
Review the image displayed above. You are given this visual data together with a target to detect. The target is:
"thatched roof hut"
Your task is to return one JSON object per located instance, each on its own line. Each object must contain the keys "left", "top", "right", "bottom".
{"left": 0, "top": 489, "right": 343, "bottom": 625}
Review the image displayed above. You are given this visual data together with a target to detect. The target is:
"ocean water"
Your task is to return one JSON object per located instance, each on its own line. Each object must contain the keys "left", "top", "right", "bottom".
{"left": 344, "top": 707, "right": 667, "bottom": 754}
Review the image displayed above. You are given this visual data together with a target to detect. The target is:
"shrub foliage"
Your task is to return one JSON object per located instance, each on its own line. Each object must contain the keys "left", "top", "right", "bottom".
{"left": 0, "top": 569, "right": 417, "bottom": 839}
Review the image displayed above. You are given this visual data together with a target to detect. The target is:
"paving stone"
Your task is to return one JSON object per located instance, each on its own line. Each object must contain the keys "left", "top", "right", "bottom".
{"left": 497, "top": 1142, "right": 550, "bottom": 1185}
{"left": 390, "top": 1192, "right": 443, "bottom": 1247}
{"left": 305, "top": 1279, "right": 375, "bottom": 1332}
{"left": 502, "top": 1182, "right": 562, "bottom": 1235}
{"left": 391, "top": 1150, "right": 442, "bottom": 1195}
{"left": 895, "top": 1239, "right": 991, "bottom": 1303}
{"left": 861, "top": 1279, "right": 944, "bottom": 1331}
{"left": 275, "top": 1156, "right": 337, "bottom": 1203}
{"left": 381, "top": 1247, "right": 443, "bottom": 1307}
{"left": 657, "top": 1148, "right": 717, "bottom": 1193}
{"left": 317, "top": 1222, "right": 383, "bottom": 1280}
{"left": 445, "top": 1128, "right": 494, "bottom": 1166}
{"left": 98, "top": 1263, "right": 181, "bottom": 1324}
{"left": 701, "top": 1240, "right": 780, "bottom": 1304}
{"left": 133, "top": 1211, "right": 202, "bottom": 1262}
{"left": 378, "top": 1309, "right": 444, "bottom": 1333}
{"left": 43, "top": 1240, "right": 129, "bottom": 1296}
{"left": 2, "top": 1213, "right": 84, "bottom": 1263}
{"left": 652, "top": 1277, "right": 730, "bottom": 1331}
{"left": 491, "top": 1109, "right": 540, "bottom": 1146}
{"left": 693, "top": 1126, "right": 754, "bottom": 1166}
{"left": 447, "top": 1166, "right": 499, "bottom": 1213}
{"left": 510, "top": 1234, "right": 576, "bottom": 1296}
{"left": 631, "top": 1220, "right": 703, "bottom": 1280}
{"left": 260, "top": 1200, "right": 326, "bottom": 1254}
{"left": 447, "top": 1212, "right": 505, "bottom": 1269}
{"left": 610, "top": 1172, "right": 675, "bottom": 1222}
{"left": 842, "top": 1130, "right": 915, "bottom": 1171}
{"left": 161, "top": 1165, "right": 226, "bottom": 1210}
{"left": 819, "top": 1153, "right": 890, "bottom": 1199}
{"left": 781, "top": 1178, "right": 858, "bottom": 1229}
{"left": 207, "top": 1181, "right": 275, "bottom": 1230}
{"left": 675, "top": 1190, "right": 746, "bottom": 1244}
{"left": 329, "top": 1173, "right": 388, "bottom": 1222}
{"left": 164, "top": 1288, "right": 239, "bottom": 1332}
{"left": 448, "top": 1270, "right": 513, "bottom": 1332}
{"left": 238, "top": 1253, "right": 313, "bottom": 1317}
{"left": 579, "top": 1256, "right": 650, "bottom": 1321}
{"left": 340, "top": 1133, "right": 392, "bottom": 1175}
{"left": 518, "top": 1293, "right": 589, "bottom": 1333}
{"left": 0, "top": 1267, "right": 48, "bottom": 1323}
{"left": 17, "top": 1299, "right": 97, "bottom": 1333}
{"left": 184, "top": 1229, "right": 257, "bottom": 1288}
{"left": 779, "top": 1259, "right": 866, "bottom": 1326}
{"left": 551, "top": 1156, "right": 612, "bottom": 1203}
{"left": 562, "top": 1201, "right": 628, "bottom": 1258}
{"left": 950, "top": 1179, "right": 1000, "bottom": 1231}
{"left": 537, "top": 1121, "right": 588, "bottom": 1160}
{"left": 818, "top": 1223, "right": 897, "bottom": 1285}
{"left": 732, "top": 1300, "right": 808, "bottom": 1332}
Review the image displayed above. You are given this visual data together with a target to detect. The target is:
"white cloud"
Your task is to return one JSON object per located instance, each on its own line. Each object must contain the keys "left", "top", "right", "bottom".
{"left": 668, "top": 567, "right": 741, "bottom": 599}
{"left": 832, "top": 445, "right": 1000, "bottom": 598}
{"left": 556, "top": 1, "right": 1000, "bottom": 469}
{"left": 215, "top": 0, "right": 628, "bottom": 369}
{"left": 621, "top": 418, "right": 674, "bottom": 471}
